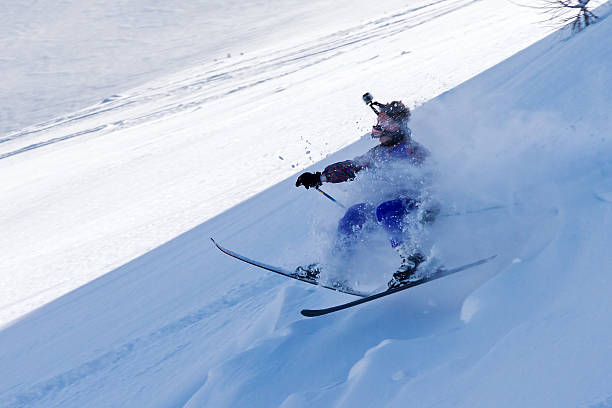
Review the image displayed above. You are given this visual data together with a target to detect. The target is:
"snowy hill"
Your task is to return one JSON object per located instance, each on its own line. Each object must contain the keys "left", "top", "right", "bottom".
{"left": 1, "top": 0, "right": 420, "bottom": 135}
{"left": 0, "top": 0, "right": 564, "bottom": 327}
{"left": 2, "top": 1, "right": 612, "bottom": 407}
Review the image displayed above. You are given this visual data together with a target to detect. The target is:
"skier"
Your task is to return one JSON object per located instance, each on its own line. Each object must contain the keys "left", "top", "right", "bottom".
{"left": 295, "top": 99, "right": 436, "bottom": 288}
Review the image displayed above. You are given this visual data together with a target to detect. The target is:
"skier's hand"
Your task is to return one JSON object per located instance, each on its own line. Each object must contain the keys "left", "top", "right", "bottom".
{"left": 296, "top": 172, "right": 322, "bottom": 189}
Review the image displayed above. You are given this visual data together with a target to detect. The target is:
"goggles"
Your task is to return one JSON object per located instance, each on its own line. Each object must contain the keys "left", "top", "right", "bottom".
{"left": 371, "top": 112, "right": 401, "bottom": 138}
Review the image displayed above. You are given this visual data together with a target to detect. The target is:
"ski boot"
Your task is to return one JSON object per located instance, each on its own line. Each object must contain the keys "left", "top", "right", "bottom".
{"left": 419, "top": 201, "right": 441, "bottom": 224}
{"left": 294, "top": 263, "right": 321, "bottom": 282}
{"left": 387, "top": 252, "right": 426, "bottom": 289}
{"left": 421, "top": 207, "right": 440, "bottom": 224}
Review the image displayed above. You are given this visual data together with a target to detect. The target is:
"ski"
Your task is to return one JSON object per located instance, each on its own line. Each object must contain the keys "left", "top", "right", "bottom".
{"left": 300, "top": 255, "right": 497, "bottom": 317}
{"left": 439, "top": 205, "right": 506, "bottom": 218}
{"left": 211, "top": 238, "right": 369, "bottom": 297}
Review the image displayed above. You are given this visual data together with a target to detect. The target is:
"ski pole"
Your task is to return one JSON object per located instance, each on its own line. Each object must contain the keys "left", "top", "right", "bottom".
{"left": 316, "top": 187, "right": 347, "bottom": 209}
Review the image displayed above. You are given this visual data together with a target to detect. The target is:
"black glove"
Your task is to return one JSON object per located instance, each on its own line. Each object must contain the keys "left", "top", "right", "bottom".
{"left": 296, "top": 172, "right": 322, "bottom": 189}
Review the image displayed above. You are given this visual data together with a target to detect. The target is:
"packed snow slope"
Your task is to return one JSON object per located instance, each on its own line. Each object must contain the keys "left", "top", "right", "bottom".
{"left": 2, "top": 3, "right": 612, "bottom": 408}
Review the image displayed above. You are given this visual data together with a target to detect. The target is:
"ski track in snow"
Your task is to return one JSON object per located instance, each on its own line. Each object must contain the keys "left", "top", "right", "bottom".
{"left": 0, "top": 0, "right": 478, "bottom": 160}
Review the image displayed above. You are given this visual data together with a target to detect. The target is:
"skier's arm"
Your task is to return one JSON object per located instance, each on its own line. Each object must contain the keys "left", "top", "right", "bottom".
{"left": 295, "top": 152, "right": 373, "bottom": 189}
{"left": 295, "top": 160, "right": 363, "bottom": 189}
{"left": 321, "top": 160, "right": 363, "bottom": 183}
{"left": 320, "top": 145, "right": 380, "bottom": 184}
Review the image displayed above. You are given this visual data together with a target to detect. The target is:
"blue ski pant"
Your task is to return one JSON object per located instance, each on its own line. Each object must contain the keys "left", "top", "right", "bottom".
{"left": 337, "top": 198, "right": 418, "bottom": 249}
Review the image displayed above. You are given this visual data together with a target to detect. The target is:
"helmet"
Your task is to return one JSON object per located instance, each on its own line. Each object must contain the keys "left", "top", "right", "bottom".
{"left": 381, "top": 101, "right": 410, "bottom": 121}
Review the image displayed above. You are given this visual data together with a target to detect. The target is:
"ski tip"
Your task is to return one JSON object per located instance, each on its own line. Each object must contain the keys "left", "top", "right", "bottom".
{"left": 300, "top": 309, "right": 320, "bottom": 318}
{"left": 211, "top": 237, "right": 231, "bottom": 251}
{"left": 210, "top": 237, "right": 224, "bottom": 250}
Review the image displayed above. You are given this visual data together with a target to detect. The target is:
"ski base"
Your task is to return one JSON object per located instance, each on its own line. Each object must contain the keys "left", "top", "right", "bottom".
{"left": 211, "top": 238, "right": 369, "bottom": 297}
{"left": 300, "top": 255, "right": 497, "bottom": 317}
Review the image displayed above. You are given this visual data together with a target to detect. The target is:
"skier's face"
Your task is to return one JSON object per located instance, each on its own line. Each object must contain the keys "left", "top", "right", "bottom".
{"left": 373, "top": 112, "right": 401, "bottom": 145}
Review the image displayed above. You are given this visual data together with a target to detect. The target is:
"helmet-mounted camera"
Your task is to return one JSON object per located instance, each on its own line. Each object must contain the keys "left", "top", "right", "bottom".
{"left": 362, "top": 92, "right": 410, "bottom": 121}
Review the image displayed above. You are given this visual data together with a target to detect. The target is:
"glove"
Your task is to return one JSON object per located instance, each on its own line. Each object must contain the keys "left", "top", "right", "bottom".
{"left": 296, "top": 172, "right": 322, "bottom": 189}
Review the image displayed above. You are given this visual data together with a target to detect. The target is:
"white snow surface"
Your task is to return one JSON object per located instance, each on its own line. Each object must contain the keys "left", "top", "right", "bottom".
{"left": 2, "top": 1, "right": 612, "bottom": 407}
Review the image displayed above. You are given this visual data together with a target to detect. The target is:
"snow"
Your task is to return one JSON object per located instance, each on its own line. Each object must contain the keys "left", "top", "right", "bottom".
{"left": 2, "top": 0, "right": 612, "bottom": 407}
{"left": 2, "top": 0, "right": 567, "bottom": 327}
